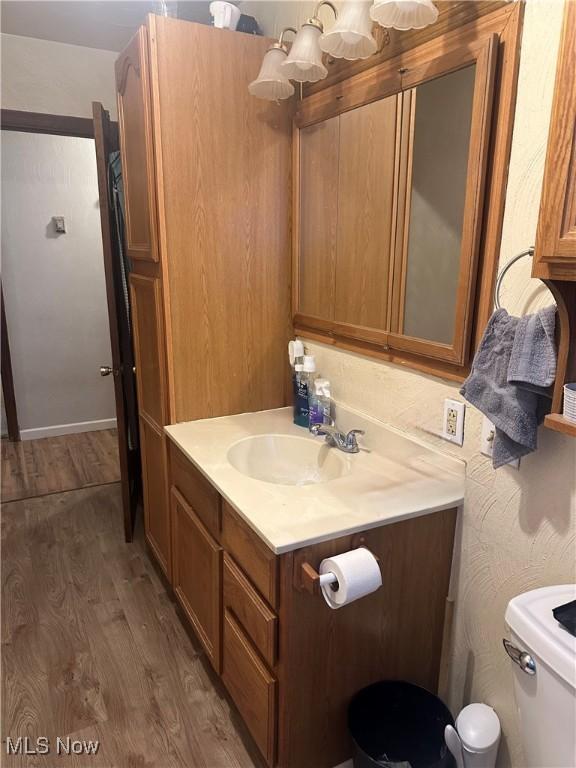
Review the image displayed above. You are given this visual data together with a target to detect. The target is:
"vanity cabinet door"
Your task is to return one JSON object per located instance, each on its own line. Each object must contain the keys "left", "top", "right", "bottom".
{"left": 115, "top": 26, "right": 158, "bottom": 262}
{"left": 140, "top": 417, "right": 171, "bottom": 579}
{"left": 533, "top": 0, "right": 576, "bottom": 278}
{"left": 129, "top": 274, "right": 167, "bottom": 427}
{"left": 171, "top": 487, "right": 222, "bottom": 672}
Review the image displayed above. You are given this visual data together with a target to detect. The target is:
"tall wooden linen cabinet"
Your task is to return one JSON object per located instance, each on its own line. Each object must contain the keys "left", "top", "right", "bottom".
{"left": 115, "top": 17, "right": 292, "bottom": 579}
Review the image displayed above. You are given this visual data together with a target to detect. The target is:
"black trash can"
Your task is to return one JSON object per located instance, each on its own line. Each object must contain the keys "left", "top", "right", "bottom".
{"left": 348, "top": 681, "right": 455, "bottom": 768}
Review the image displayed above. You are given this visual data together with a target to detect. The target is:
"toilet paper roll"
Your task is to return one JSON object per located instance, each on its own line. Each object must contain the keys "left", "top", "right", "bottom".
{"left": 319, "top": 547, "right": 382, "bottom": 609}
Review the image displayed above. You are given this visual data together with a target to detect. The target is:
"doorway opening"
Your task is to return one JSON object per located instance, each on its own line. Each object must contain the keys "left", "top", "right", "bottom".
{"left": 1, "top": 108, "right": 140, "bottom": 539}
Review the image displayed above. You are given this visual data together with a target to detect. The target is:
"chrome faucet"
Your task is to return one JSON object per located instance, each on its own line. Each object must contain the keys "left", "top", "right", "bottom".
{"left": 310, "top": 423, "right": 365, "bottom": 453}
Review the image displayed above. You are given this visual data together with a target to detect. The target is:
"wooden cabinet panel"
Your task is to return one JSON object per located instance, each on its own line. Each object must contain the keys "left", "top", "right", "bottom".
{"left": 140, "top": 417, "right": 170, "bottom": 578}
{"left": 534, "top": 0, "right": 576, "bottom": 278}
{"left": 334, "top": 95, "right": 399, "bottom": 330}
{"left": 171, "top": 487, "right": 222, "bottom": 672}
{"left": 222, "top": 610, "right": 277, "bottom": 766}
{"left": 115, "top": 27, "right": 158, "bottom": 262}
{"left": 222, "top": 501, "right": 279, "bottom": 609}
{"left": 129, "top": 274, "right": 166, "bottom": 427}
{"left": 223, "top": 554, "right": 278, "bottom": 668}
{"left": 168, "top": 440, "right": 220, "bottom": 538}
{"left": 280, "top": 508, "right": 457, "bottom": 768}
{"left": 297, "top": 117, "right": 340, "bottom": 320}
{"left": 147, "top": 17, "right": 291, "bottom": 422}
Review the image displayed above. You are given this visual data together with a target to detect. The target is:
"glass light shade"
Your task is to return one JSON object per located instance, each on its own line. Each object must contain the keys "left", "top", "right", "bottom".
{"left": 280, "top": 24, "right": 328, "bottom": 83}
{"left": 370, "top": 0, "right": 438, "bottom": 30}
{"left": 320, "top": 1, "right": 377, "bottom": 60}
{"left": 248, "top": 47, "right": 295, "bottom": 101}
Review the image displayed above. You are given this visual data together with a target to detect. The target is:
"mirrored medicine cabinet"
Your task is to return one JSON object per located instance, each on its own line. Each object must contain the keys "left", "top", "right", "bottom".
{"left": 293, "top": 35, "right": 498, "bottom": 370}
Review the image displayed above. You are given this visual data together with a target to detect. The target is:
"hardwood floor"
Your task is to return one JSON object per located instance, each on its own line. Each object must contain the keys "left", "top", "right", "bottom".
{"left": 1, "top": 430, "right": 120, "bottom": 502}
{"left": 1, "top": 482, "right": 261, "bottom": 767}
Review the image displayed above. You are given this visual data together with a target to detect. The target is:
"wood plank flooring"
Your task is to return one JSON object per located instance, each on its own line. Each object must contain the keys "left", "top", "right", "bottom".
{"left": 1, "top": 482, "right": 261, "bottom": 768}
{"left": 1, "top": 430, "right": 120, "bottom": 502}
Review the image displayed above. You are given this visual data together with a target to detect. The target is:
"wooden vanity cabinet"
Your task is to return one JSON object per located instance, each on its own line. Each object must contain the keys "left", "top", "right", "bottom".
{"left": 116, "top": 27, "right": 158, "bottom": 264}
{"left": 171, "top": 487, "right": 222, "bottom": 672}
{"left": 167, "top": 441, "right": 457, "bottom": 768}
{"left": 532, "top": 0, "right": 576, "bottom": 438}
{"left": 115, "top": 18, "right": 292, "bottom": 573}
{"left": 533, "top": 0, "right": 576, "bottom": 278}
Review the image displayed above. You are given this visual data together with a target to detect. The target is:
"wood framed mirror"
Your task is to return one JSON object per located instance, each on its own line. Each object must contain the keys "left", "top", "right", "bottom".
{"left": 293, "top": 32, "right": 499, "bottom": 371}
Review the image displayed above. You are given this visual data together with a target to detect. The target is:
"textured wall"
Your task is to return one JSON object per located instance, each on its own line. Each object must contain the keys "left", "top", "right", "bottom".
{"left": 0, "top": 33, "right": 117, "bottom": 118}
{"left": 250, "top": 0, "right": 575, "bottom": 765}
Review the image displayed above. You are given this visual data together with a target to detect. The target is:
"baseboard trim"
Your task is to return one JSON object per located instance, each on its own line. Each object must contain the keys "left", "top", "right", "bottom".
{"left": 20, "top": 418, "right": 117, "bottom": 441}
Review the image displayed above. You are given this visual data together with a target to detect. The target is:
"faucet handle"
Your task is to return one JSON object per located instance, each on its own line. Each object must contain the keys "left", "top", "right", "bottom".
{"left": 345, "top": 429, "right": 365, "bottom": 449}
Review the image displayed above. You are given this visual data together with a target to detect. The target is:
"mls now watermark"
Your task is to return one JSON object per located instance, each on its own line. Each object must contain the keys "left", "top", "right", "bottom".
{"left": 6, "top": 736, "right": 100, "bottom": 756}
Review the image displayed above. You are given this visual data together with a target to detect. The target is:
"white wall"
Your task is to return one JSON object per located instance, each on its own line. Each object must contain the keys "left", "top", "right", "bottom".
{"left": 1, "top": 131, "right": 116, "bottom": 439}
{"left": 251, "top": 2, "right": 574, "bottom": 766}
{"left": 1, "top": 33, "right": 117, "bottom": 118}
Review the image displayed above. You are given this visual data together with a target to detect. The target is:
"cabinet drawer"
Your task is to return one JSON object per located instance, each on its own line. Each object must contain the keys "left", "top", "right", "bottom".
{"left": 222, "top": 610, "right": 277, "bottom": 766}
{"left": 169, "top": 441, "right": 220, "bottom": 539}
{"left": 222, "top": 501, "right": 278, "bottom": 609}
{"left": 223, "top": 554, "right": 277, "bottom": 668}
{"left": 171, "top": 487, "right": 222, "bottom": 672}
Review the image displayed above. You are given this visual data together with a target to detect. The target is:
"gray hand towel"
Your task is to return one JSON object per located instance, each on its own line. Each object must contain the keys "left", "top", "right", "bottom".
{"left": 460, "top": 308, "right": 555, "bottom": 469}
{"left": 508, "top": 304, "right": 557, "bottom": 390}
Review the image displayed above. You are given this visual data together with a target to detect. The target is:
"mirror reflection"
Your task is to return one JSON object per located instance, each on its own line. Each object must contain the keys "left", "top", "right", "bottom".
{"left": 297, "top": 62, "right": 478, "bottom": 351}
{"left": 401, "top": 64, "right": 475, "bottom": 344}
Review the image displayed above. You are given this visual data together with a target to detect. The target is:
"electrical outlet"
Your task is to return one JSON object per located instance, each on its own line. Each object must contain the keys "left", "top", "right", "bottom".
{"left": 442, "top": 399, "right": 465, "bottom": 446}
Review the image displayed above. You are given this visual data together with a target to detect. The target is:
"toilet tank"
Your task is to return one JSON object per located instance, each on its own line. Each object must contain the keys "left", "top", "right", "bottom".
{"left": 504, "top": 585, "right": 576, "bottom": 768}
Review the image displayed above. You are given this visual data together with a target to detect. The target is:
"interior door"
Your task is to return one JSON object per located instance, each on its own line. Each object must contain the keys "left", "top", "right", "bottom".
{"left": 92, "top": 101, "right": 140, "bottom": 541}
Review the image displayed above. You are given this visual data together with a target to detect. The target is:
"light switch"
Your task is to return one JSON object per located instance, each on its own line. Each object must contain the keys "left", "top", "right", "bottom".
{"left": 480, "top": 415, "right": 520, "bottom": 469}
{"left": 53, "top": 216, "right": 66, "bottom": 233}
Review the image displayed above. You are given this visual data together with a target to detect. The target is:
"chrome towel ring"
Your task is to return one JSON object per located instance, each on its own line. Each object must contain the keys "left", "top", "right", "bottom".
{"left": 494, "top": 247, "right": 535, "bottom": 309}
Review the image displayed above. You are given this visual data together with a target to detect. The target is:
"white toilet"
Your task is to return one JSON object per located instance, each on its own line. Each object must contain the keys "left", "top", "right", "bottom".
{"left": 504, "top": 585, "right": 576, "bottom": 768}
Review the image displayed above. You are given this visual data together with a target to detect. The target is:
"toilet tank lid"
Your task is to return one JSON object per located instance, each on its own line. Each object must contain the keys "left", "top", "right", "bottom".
{"left": 505, "top": 584, "right": 576, "bottom": 688}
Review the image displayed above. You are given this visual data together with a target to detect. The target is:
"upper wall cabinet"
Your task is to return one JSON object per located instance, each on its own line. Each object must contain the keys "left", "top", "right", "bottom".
{"left": 533, "top": 0, "right": 576, "bottom": 281}
{"left": 294, "top": 34, "right": 499, "bottom": 370}
{"left": 115, "top": 27, "right": 159, "bottom": 262}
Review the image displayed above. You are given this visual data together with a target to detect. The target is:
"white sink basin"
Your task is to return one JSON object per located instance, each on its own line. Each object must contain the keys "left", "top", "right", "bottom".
{"left": 227, "top": 434, "right": 351, "bottom": 486}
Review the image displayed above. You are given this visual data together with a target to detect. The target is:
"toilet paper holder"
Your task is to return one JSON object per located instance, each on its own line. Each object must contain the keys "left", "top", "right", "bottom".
{"left": 300, "top": 544, "right": 380, "bottom": 596}
{"left": 301, "top": 562, "right": 338, "bottom": 596}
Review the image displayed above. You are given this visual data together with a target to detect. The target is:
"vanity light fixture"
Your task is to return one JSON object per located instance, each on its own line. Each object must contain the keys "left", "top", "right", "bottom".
{"left": 280, "top": 1, "right": 338, "bottom": 83}
{"left": 320, "top": 1, "right": 377, "bottom": 60}
{"left": 248, "top": 27, "right": 298, "bottom": 101}
{"left": 370, "top": 0, "right": 438, "bottom": 31}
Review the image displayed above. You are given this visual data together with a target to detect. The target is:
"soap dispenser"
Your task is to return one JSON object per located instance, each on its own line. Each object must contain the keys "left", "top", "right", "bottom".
{"left": 294, "top": 355, "right": 316, "bottom": 428}
{"left": 309, "top": 378, "right": 331, "bottom": 430}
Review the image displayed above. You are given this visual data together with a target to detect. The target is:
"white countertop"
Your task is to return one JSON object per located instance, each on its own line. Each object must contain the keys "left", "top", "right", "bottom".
{"left": 165, "top": 407, "right": 465, "bottom": 554}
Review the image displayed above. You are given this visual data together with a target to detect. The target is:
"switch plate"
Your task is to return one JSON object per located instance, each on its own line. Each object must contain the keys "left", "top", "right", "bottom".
{"left": 480, "top": 415, "right": 520, "bottom": 468}
{"left": 53, "top": 216, "right": 66, "bottom": 233}
{"left": 480, "top": 416, "right": 496, "bottom": 458}
{"left": 442, "top": 399, "right": 465, "bottom": 446}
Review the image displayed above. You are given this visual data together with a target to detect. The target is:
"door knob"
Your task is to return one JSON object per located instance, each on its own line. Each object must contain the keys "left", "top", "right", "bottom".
{"left": 100, "top": 365, "right": 118, "bottom": 377}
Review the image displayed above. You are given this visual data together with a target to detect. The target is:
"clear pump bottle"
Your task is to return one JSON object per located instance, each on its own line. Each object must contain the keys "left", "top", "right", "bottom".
{"left": 294, "top": 355, "right": 316, "bottom": 427}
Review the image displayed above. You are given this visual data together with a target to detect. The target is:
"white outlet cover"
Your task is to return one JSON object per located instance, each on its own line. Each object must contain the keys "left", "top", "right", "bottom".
{"left": 442, "top": 398, "right": 465, "bottom": 446}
